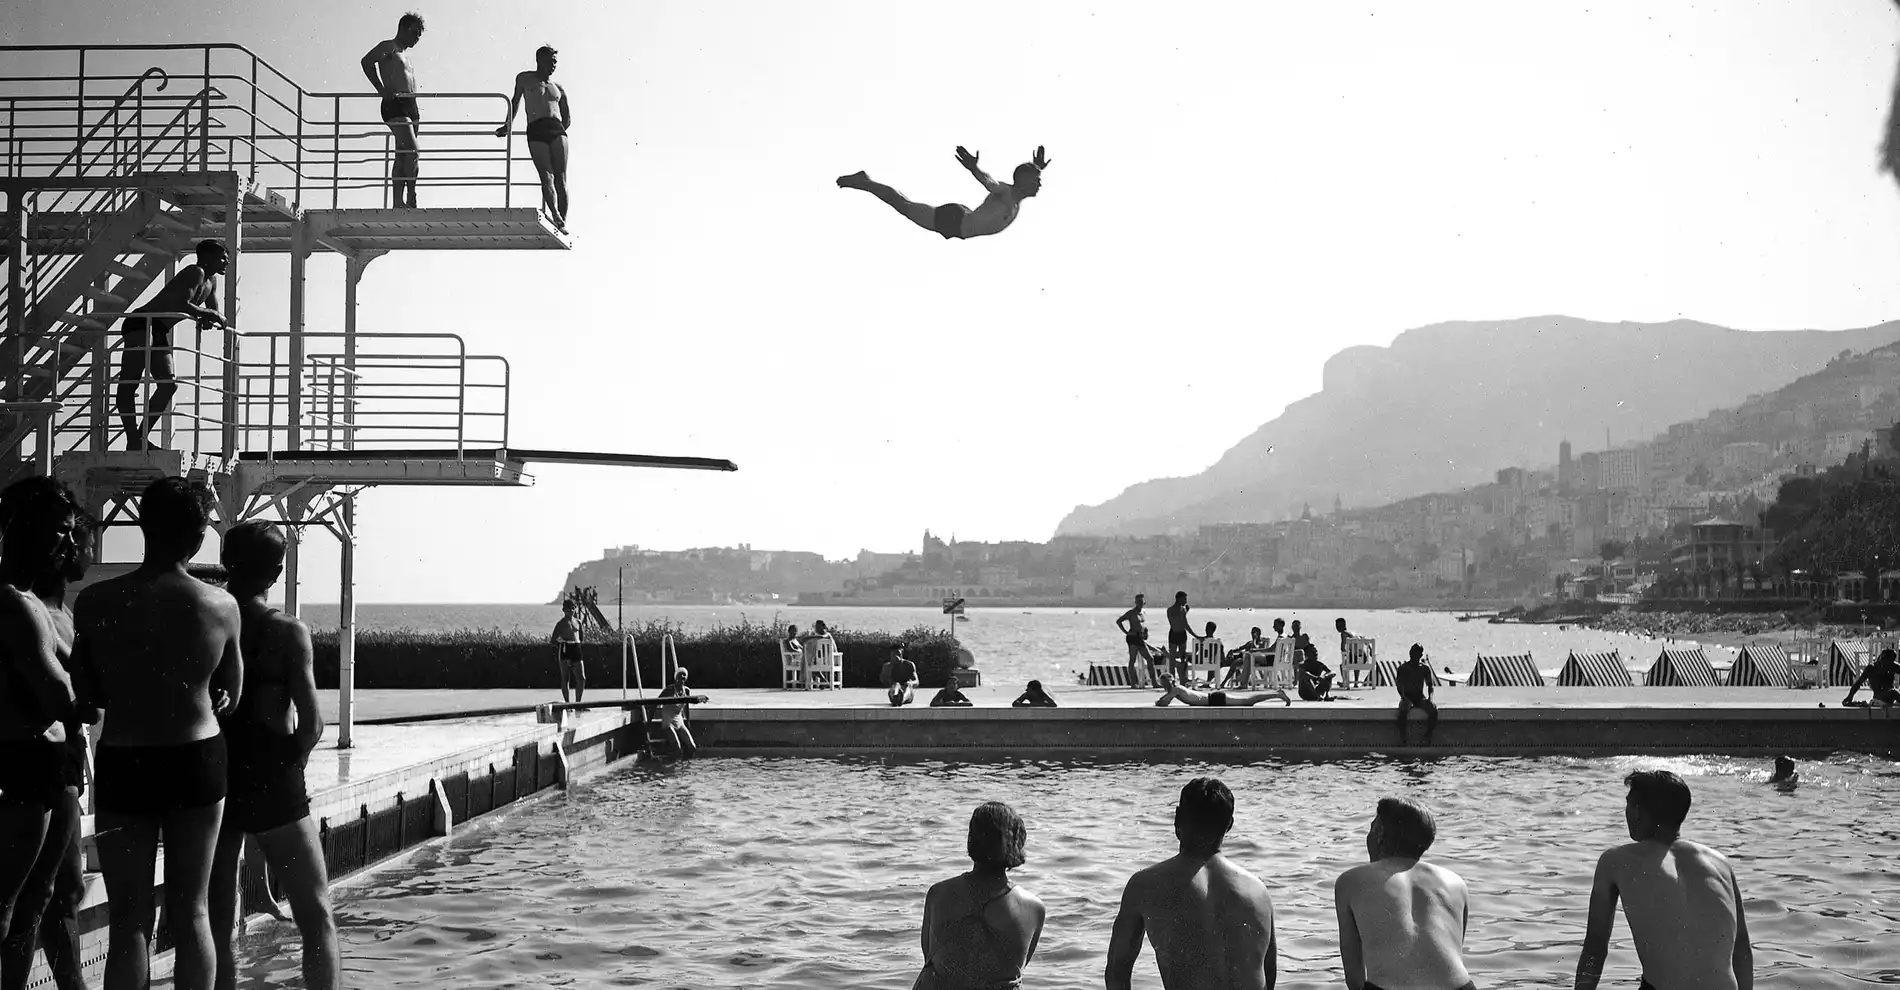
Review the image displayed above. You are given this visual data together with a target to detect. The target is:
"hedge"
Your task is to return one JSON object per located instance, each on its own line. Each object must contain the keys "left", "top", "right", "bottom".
{"left": 312, "top": 618, "right": 962, "bottom": 691}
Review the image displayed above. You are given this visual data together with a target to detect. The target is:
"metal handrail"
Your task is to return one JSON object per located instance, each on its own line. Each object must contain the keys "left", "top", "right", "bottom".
{"left": 39, "top": 67, "right": 170, "bottom": 180}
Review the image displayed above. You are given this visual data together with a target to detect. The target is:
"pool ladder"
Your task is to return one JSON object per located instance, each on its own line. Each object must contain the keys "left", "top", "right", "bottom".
{"left": 633, "top": 634, "right": 682, "bottom": 758}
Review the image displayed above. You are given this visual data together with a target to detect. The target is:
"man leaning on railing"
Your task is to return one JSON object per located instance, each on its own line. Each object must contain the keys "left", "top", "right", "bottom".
{"left": 119, "top": 240, "right": 229, "bottom": 451}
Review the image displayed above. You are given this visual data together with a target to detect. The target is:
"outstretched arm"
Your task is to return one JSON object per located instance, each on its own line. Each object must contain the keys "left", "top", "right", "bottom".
{"left": 1844, "top": 665, "right": 1871, "bottom": 703}
{"left": 956, "top": 146, "right": 1004, "bottom": 194}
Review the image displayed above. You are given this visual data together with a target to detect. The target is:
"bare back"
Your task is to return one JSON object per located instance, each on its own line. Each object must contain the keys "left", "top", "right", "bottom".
{"left": 75, "top": 569, "right": 240, "bottom": 746}
{"left": 1601, "top": 840, "right": 1744, "bottom": 990}
{"left": 919, "top": 873, "right": 1045, "bottom": 989}
{"left": 1336, "top": 858, "right": 1470, "bottom": 990}
{"left": 231, "top": 600, "right": 302, "bottom": 736}
{"left": 1110, "top": 854, "right": 1276, "bottom": 990}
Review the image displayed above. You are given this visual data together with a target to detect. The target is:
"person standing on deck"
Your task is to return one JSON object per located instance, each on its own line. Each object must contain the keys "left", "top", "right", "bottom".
{"left": 1334, "top": 797, "right": 1474, "bottom": 990}
{"left": 0, "top": 478, "right": 82, "bottom": 990}
{"left": 915, "top": 802, "right": 1046, "bottom": 990}
{"left": 1574, "top": 770, "right": 1753, "bottom": 990}
{"left": 72, "top": 478, "right": 242, "bottom": 990}
{"left": 1165, "top": 592, "right": 1194, "bottom": 682}
{"left": 1117, "top": 594, "right": 1153, "bottom": 689}
{"left": 1106, "top": 777, "right": 1279, "bottom": 989}
{"left": 496, "top": 46, "right": 572, "bottom": 233}
{"left": 208, "top": 521, "right": 338, "bottom": 990}
{"left": 118, "top": 239, "right": 227, "bottom": 451}
{"left": 550, "top": 600, "right": 585, "bottom": 704}
{"left": 361, "top": 13, "right": 426, "bottom": 209}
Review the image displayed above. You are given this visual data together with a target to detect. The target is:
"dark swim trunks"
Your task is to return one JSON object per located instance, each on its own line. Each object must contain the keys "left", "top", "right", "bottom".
{"left": 0, "top": 737, "right": 67, "bottom": 807}
{"left": 932, "top": 203, "right": 967, "bottom": 239}
{"left": 223, "top": 723, "right": 310, "bottom": 834}
{"left": 380, "top": 96, "right": 421, "bottom": 122}
{"left": 94, "top": 735, "right": 228, "bottom": 815}
{"left": 1207, "top": 691, "right": 1228, "bottom": 707}
{"left": 1168, "top": 631, "right": 1189, "bottom": 650}
{"left": 525, "top": 117, "right": 567, "bottom": 143}
{"left": 1874, "top": 688, "right": 1900, "bottom": 705}
{"left": 560, "top": 641, "right": 584, "bottom": 665}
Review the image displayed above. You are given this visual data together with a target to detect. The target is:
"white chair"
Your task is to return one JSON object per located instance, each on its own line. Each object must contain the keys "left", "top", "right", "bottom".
{"left": 1341, "top": 637, "right": 1376, "bottom": 690}
{"left": 1186, "top": 638, "right": 1225, "bottom": 687}
{"left": 1257, "top": 640, "right": 1299, "bottom": 692}
{"left": 804, "top": 637, "right": 844, "bottom": 690}
{"left": 780, "top": 643, "right": 806, "bottom": 689}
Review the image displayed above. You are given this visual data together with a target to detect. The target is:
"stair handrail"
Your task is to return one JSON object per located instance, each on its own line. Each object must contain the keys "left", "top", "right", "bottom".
{"left": 0, "top": 401, "right": 60, "bottom": 475}
{"left": 38, "top": 67, "right": 170, "bottom": 181}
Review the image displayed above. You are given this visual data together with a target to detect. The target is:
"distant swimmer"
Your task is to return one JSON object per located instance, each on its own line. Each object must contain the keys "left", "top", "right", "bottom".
{"left": 1843, "top": 647, "right": 1900, "bottom": 711}
{"left": 930, "top": 676, "right": 973, "bottom": 708}
{"left": 837, "top": 145, "right": 1050, "bottom": 240}
{"left": 73, "top": 478, "right": 242, "bottom": 990}
{"left": 1574, "top": 770, "right": 1753, "bottom": 990}
{"left": 496, "top": 46, "right": 571, "bottom": 232}
{"left": 1767, "top": 755, "right": 1798, "bottom": 787}
{"left": 1012, "top": 680, "right": 1058, "bottom": 708}
{"left": 1117, "top": 594, "right": 1154, "bottom": 689}
{"left": 1334, "top": 797, "right": 1474, "bottom": 990}
{"left": 655, "top": 668, "right": 697, "bottom": 756}
{"left": 915, "top": 802, "right": 1047, "bottom": 990}
{"left": 549, "top": 599, "right": 585, "bottom": 704}
{"left": 1395, "top": 644, "right": 1439, "bottom": 746}
{"left": 1106, "top": 777, "right": 1278, "bottom": 990}
{"left": 1153, "top": 673, "right": 1291, "bottom": 709}
{"left": 361, "top": 12, "right": 426, "bottom": 208}
{"left": 118, "top": 240, "right": 228, "bottom": 451}
{"left": 209, "top": 521, "right": 339, "bottom": 990}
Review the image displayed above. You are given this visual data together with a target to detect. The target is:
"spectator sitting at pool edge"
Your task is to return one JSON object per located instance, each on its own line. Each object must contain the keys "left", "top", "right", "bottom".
{"left": 889, "top": 645, "right": 919, "bottom": 706}
{"left": 1012, "top": 680, "right": 1058, "bottom": 707}
{"left": 931, "top": 677, "right": 973, "bottom": 708}
{"left": 656, "top": 667, "right": 697, "bottom": 757}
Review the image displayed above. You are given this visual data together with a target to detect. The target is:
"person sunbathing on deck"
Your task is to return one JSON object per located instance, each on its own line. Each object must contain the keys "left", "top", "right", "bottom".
{"left": 1153, "top": 673, "right": 1290, "bottom": 708}
{"left": 1012, "top": 680, "right": 1058, "bottom": 708}
{"left": 838, "top": 146, "right": 1050, "bottom": 240}
{"left": 915, "top": 802, "right": 1046, "bottom": 990}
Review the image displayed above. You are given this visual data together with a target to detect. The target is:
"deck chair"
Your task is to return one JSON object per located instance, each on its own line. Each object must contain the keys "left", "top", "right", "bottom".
{"left": 1186, "top": 637, "right": 1224, "bottom": 687}
{"left": 1341, "top": 637, "right": 1376, "bottom": 689}
{"left": 1256, "top": 639, "right": 1299, "bottom": 692}
{"left": 780, "top": 642, "right": 806, "bottom": 689}
{"left": 804, "top": 637, "right": 844, "bottom": 690}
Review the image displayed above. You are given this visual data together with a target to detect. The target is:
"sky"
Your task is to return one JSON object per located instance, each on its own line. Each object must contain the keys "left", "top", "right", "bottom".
{"left": 6, "top": 1, "right": 1900, "bottom": 603}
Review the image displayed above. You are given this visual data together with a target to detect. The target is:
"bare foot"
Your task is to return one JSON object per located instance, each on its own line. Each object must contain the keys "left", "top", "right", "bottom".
{"left": 836, "top": 171, "right": 868, "bottom": 189}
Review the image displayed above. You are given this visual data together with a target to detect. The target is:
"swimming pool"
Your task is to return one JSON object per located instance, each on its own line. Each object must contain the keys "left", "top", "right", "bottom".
{"left": 230, "top": 753, "right": 1899, "bottom": 989}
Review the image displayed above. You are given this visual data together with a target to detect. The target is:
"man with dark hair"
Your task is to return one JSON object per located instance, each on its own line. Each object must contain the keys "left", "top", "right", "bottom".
{"left": 1116, "top": 594, "right": 1153, "bottom": 689}
{"left": 1335, "top": 797, "right": 1473, "bottom": 990}
{"left": 119, "top": 239, "right": 228, "bottom": 450}
{"left": 1164, "top": 591, "right": 1194, "bottom": 680}
{"left": 929, "top": 675, "right": 973, "bottom": 708}
{"left": 1575, "top": 770, "right": 1753, "bottom": 990}
{"left": 1843, "top": 647, "right": 1900, "bottom": 710}
{"left": 838, "top": 145, "right": 1051, "bottom": 240}
{"left": 1297, "top": 638, "right": 1337, "bottom": 702}
{"left": 888, "top": 644, "right": 918, "bottom": 707}
{"left": 361, "top": 13, "right": 427, "bottom": 208}
{"left": 1220, "top": 626, "right": 1270, "bottom": 689}
{"left": 1396, "top": 643, "right": 1439, "bottom": 746}
{"left": 0, "top": 477, "right": 82, "bottom": 990}
{"left": 1153, "top": 672, "right": 1290, "bottom": 708}
{"left": 917, "top": 802, "right": 1046, "bottom": 989}
{"left": 496, "top": 45, "right": 572, "bottom": 232}
{"left": 1011, "top": 680, "right": 1058, "bottom": 707}
{"left": 207, "top": 521, "right": 338, "bottom": 990}
{"left": 549, "top": 599, "right": 585, "bottom": 704}
{"left": 1107, "top": 777, "right": 1278, "bottom": 989}
{"left": 73, "top": 477, "right": 242, "bottom": 990}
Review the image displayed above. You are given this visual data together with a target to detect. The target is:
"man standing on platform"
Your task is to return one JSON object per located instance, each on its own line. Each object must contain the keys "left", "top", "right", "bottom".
{"left": 496, "top": 45, "right": 572, "bottom": 232}
{"left": 550, "top": 600, "right": 585, "bottom": 704}
{"left": 1165, "top": 591, "right": 1193, "bottom": 682}
{"left": 361, "top": 13, "right": 426, "bottom": 208}
{"left": 118, "top": 240, "right": 227, "bottom": 451}
{"left": 1117, "top": 594, "right": 1153, "bottom": 689}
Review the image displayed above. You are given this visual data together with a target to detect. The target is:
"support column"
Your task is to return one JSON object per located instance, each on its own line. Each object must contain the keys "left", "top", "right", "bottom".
{"left": 7, "top": 192, "right": 25, "bottom": 393}
{"left": 287, "top": 220, "right": 308, "bottom": 451}
{"left": 219, "top": 179, "right": 242, "bottom": 456}
{"left": 338, "top": 493, "right": 356, "bottom": 749}
{"left": 282, "top": 514, "right": 301, "bottom": 618}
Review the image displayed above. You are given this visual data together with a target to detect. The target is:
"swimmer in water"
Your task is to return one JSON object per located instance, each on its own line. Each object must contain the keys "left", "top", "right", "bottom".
{"left": 1334, "top": 797, "right": 1474, "bottom": 990}
{"left": 1153, "top": 673, "right": 1291, "bottom": 708}
{"left": 655, "top": 668, "right": 697, "bottom": 757}
{"left": 915, "top": 802, "right": 1046, "bottom": 990}
{"left": 1767, "top": 755, "right": 1798, "bottom": 787}
{"left": 1011, "top": 680, "right": 1058, "bottom": 708}
{"left": 930, "top": 677, "right": 973, "bottom": 708}
{"left": 838, "top": 146, "right": 1050, "bottom": 240}
{"left": 1573, "top": 770, "right": 1753, "bottom": 990}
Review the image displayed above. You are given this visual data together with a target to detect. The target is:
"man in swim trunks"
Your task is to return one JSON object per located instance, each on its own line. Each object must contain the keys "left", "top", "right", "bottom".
{"left": 837, "top": 145, "right": 1050, "bottom": 240}
{"left": 1843, "top": 647, "right": 1900, "bottom": 710}
{"left": 119, "top": 239, "right": 227, "bottom": 451}
{"left": 1219, "top": 626, "right": 1271, "bottom": 689}
{"left": 889, "top": 645, "right": 919, "bottom": 707}
{"left": 916, "top": 801, "right": 1047, "bottom": 990}
{"left": 1574, "top": 770, "right": 1753, "bottom": 990}
{"left": 496, "top": 46, "right": 571, "bottom": 232}
{"left": 72, "top": 477, "right": 242, "bottom": 990}
{"left": 549, "top": 599, "right": 585, "bottom": 704}
{"left": 1164, "top": 591, "right": 1194, "bottom": 680}
{"left": 1117, "top": 594, "right": 1154, "bottom": 689}
{"left": 3, "top": 487, "right": 94, "bottom": 990}
{"left": 654, "top": 667, "right": 697, "bottom": 756}
{"left": 1153, "top": 673, "right": 1290, "bottom": 709}
{"left": 0, "top": 478, "right": 82, "bottom": 990}
{"left": 1107, "top": 777, "right": 1278, "bottom": 990}
{"left": 207, "top": 521, "right": 338, "bottom": 990}
{"left": 361, "top": 13, "right": 426, "bottom": 209}
{"left": 1396, "top": 643, "right": 1439, "bottom": 746}
{"left": 1334, "top": 797, "right": 1475, "bottom": 990}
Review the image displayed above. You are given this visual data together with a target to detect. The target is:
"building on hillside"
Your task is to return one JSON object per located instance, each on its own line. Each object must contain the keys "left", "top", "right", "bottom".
{"left": 1496, "top": 467, "right": 1529, "bottom": 491}
{"left": 1670, "top": 518, "right": 1775, "bottom": 574}
{"left": 1600, "top": 447, "right": 1649, "bottom": 492}
{"left": 1825, "top": 430, "right": 1874, "bottom": 458}
{"left": 1720, "top": 441, "right": 1770, "bottom": 476}
{"left": 1577, "top": 451, "right": 1601, "bottom": 491}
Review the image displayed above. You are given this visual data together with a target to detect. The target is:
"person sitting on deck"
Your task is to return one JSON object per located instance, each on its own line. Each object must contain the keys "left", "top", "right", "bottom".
{"left": 1396, "top": 643, "right": 1438, "bottom": 746}
{"left": 495, "top": 45, "right": 572, "bottom": 232}
{"left": 889, "top": 644, "right": 919, "bottom": 707}
{"left": 930, "top": 677, "right": 973, "bottom": 708}
{"left": 914, "top": 802, "right": 1047, "bottom": 990}
{"left": 1574, "top": 770, "right": 1753, "bottom": 990}
{"left": 655, "top": 668, "right": 697, "bottom": 757}
{"left": 549, "top": 600, "right": 585, "bottom": 704}
{"left": 1219, "top": 626, "right": 1271, "bottom": 689}
{"left": 839, "top": 146, "right": 1050, "bottom": 241}
{"left": 1012, "top": 680, "right": 1058, "bottom": 708}
{"left": 1297, "top": 639, "right": 1338, "bottom": 702}
{"left": 118, "top": 239, "right": 229, "bottom": 451}
{"left": 1153, "top": 672, "right": 1291, "bottom": 708}
{"left": 1334, "top": 797, "right": 1475, "bottom": 990}
{"left": 1843, "top": 647, "right": 1900, "bottom": 711}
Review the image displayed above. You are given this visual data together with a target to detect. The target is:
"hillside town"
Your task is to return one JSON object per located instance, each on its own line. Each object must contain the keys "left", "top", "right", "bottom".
{"left": 566, "top": 343, "right": 1900, "bottom": 606}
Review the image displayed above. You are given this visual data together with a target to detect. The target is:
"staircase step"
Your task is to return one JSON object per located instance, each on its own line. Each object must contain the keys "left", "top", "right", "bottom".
{"left": 82, "top": 287, "right": 128, "bottom": 308}
{"left": 102, "top": 260, "right": 146, "bottom": 280}
{"left": 51, "top": 312, "right": 112, "bottom": 331}
{"left": 127, "top": 238, "right": 176, "bottom": 257}
{"left": 148, "top": 211, "right": 198, "bottom": 234}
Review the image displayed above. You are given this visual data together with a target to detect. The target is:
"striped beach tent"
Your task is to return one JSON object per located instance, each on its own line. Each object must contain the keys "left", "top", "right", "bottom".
{"left": 1467, "top": 653, "right": 1544, "bottom": 687}
{"left": 1645, "top": 646, "right": 1718, "bottom": 687}
{"left": 1370, "top": 660, "right": 1443, "bottom": 688}
{"left": 1726, "top": 644, "right": 1792, "bottom": 687}
{"left": 1556, "top": 651, "right": 1633, "bottom": 687}
{"left": 1087, "top": 663, "right": 1135, "bottom": 686}
{"left": 1828, "top": 640, "right": 1871, "bottom": 687}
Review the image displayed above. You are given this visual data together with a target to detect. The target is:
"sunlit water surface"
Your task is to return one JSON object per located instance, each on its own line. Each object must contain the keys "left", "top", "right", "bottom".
{"left": 229, "top": 753, "right": 1900, "bottom": 989}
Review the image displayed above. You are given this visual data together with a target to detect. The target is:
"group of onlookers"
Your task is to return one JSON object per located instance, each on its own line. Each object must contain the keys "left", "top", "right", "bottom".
{"left": 1116, "top": 594, "right": 1354, "bottom": 700}
{"left": 918, "top": 770, "right": 1756, "bottom": 990}
{"left": 0, "top": 476, "right": 339, "bottom": 990}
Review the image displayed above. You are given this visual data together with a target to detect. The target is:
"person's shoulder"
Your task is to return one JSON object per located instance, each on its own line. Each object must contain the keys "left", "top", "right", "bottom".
{"left": 1595, "top": 842, "right": 1641, "bottom": 873}
{"left": 260, "top": 607, "right": 313, "bottom": 646}
{"left": 1674, "top": 838, "right": 1732, "bottom": 867}
{"left": 0, "top": 585, "right": 41, "bottom": 623}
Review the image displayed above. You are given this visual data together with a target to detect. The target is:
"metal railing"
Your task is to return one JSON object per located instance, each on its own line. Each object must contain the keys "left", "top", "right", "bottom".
{"left": 2, "top": 44, "right": 546, "bottom": 211}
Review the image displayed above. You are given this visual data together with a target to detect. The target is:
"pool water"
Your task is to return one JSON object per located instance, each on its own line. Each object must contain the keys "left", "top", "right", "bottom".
{"left": 230, "top": 753, "right": 1900, "bottom": 989}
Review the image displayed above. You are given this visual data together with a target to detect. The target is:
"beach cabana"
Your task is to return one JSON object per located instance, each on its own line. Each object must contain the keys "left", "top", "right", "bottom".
{"left": 1467, "top": 653, "right": 1544, "bottom": 687}
{"left": 1829, "top": 640, "right": 1870, "bottom": 687}
{"left": 1370, "top": 660, "right": 1443, "bottom": 688}
{"left": 1087, "top": 663, "right": 1135, "bottom": 687}
{"left": 1556, "top": 651, "right": 1633, "bottom": 687}
{"left": 1725, "top": 644, "right": 1792, "bottom": 687}
{"left": 1644, "top": 647, "right": 1718, "bottom": 687}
